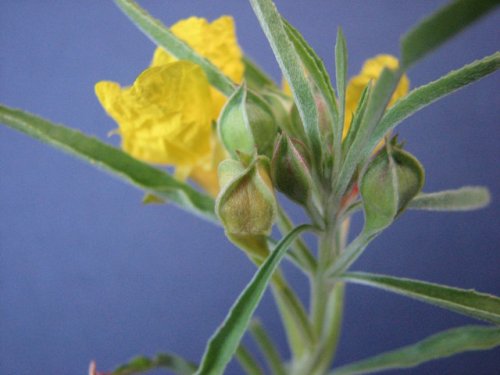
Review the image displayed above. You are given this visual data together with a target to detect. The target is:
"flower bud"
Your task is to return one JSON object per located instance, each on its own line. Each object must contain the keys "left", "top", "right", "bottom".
{"left": 218, "top": 84, "right": 277, "bottom": 159}
{"left": 360, "top": 141, "right": 424, "bottom": 233}
{"left": 271, "top": 134, "right": 313, "bottom": 206}
{"left": 215, "top": 156, "right": 277, "bottom": 261}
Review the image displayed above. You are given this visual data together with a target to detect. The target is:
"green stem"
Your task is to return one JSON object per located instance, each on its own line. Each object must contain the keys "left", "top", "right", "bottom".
{"left": 311, "top": 206, "right": 338, "bottom": 338}
{"left": 272, "top": 271, "right": 316, "bottom": 359}
{"left": 235, "top": 344, "right": 264, "bottom": 375}
{"left": 250, "top": 319, "right": 287, "bottom": 375}
{"left": 311, "top": 283, "right": 345, "bottom": 374}
{"left": 309, "top": 214, "right": 348, "bottom": 374}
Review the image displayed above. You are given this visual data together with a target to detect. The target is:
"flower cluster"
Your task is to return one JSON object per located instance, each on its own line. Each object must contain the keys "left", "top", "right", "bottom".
{"left": 95, "top": 15, "right": 409, "bottom": 204}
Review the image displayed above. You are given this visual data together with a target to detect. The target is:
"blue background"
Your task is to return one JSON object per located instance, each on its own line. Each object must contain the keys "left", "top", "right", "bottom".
{"left": 1, "top": 1, "right": 499, "bottom": 374}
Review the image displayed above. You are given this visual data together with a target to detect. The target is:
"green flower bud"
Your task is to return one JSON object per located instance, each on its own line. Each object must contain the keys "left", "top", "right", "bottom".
{"left": 271, "top": 134, "right": 313, "bottom": 206}
{"left": 215, "top": 156, "right": 277, "bottom": 261}
{"left": 360, "top": 141, "right": 424, "bottom": 233}
{"left": 218, "top": 84, "right": 277, "bottom": 159}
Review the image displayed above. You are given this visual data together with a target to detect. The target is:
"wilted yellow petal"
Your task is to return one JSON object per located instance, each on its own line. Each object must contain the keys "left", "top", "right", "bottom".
{"left": 344, "top": 54, "right": 409, "bottom": 139}
{"left": 282, "top": 79, "right": 292, "bottom": 97}
{"left": 151, "top": 16, "right": 244, "bottom": 118}
{"left": 95, "top": 61, "right": 213, "bottom": 166}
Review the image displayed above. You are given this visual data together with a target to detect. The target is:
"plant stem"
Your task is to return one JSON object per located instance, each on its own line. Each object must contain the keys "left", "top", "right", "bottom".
{"left": 308, "top": 211, "right": 348, "bottom": 374}
{"left": 236, "top": 344, "right": 264, "bottom": 375}
{"left": 272, "top": 270, "right": 315, "bottom": 359}
{"left": 250, "top": 319, "right": 287, "bottom": 375}
{"left": 310, "top": 282, "right": 345, "bottom": 374}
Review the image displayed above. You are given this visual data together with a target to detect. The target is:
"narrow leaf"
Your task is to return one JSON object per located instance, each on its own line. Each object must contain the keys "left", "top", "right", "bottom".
{"left": 235, "top": 345, "right": 264, "bottom": 375}
{"left": 282, "top": 17, "right": 339, "bottom": 125}
{"left": 335, "top": 27, "right": 348, "bottom": 147}
{"left": 196, "top": 224, "right": 314, "bottom": 375}
{"left": 401, "top": 0, "right": 499, "bottom": 68}
{"left": 0, "top": 104, "right": 216, "bottom": 222}
{"left": 249, "top": 0, "right": 321, "bottom": 164}
{"left": 113, "top": 353, "right": 197, "bottom": 375}
{"left": 336, "top": 67, "right": 402, "bottom": 196}
{"left": 409, "top": 186, "right": 491, "bottom": 211}
{"left": 250, "top": 320, "right": 287, "bottom": 375}
{"left": 113, "top": 0, "right": 235, "bottom": 96}
{"left": 331, "top": 325, "right": 500, "bottom": 375}
{"left": 341, "top": 85, "right": 370, "bottom": 158}
{"left": 327, "top": 232, "right": 378, "bottom": 279}
{"left": 342, "top": 272, "right": 500, "bottom": 324}
{"left": 371, "top": 53, "right": 500, "bottom": 150}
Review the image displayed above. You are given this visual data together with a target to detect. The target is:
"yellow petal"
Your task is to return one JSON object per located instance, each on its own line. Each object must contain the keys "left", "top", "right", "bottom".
{"left": 95, "top": 61, "right": 213, "bottom": 166}
{"left": 151, "top": 16, "right": 244, "bottom": 118}
{"left": 344, "top": 54, "right": 409, "bottom": 139}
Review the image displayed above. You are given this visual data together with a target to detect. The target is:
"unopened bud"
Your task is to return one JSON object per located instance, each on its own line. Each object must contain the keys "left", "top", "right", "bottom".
{"left": 361, "top": 141, "right": 424, "bottom": 233}
{"left": 218, "top": 84, "right": 277, "bottom": 159}
{"left": 216, "top": 157, "right": 277, "bottom": 261}
{"left": 271, "top": 134, "right": 313, "bottom": 206}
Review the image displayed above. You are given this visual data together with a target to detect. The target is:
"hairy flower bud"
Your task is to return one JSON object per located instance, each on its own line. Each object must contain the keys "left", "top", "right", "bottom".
{"left": 218, "top": 84, "right": 277, "bottom": 159}
{"left": 215, "top": 156, "right": 277, "bottom": 261}
{"left": 271, "top": 134, "right": 313, "bottom": 206}
{"left": 361, "top": 141, "right": 424, "bottom": 233}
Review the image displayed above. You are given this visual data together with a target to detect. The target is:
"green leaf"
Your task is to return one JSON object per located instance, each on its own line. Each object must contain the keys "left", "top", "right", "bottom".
{"left": 249, "top": 320, "right": 287, "bottom": 375}
{"left": 371, "top": 53, "right": 500, "bottom": 150}
{"left": 340, "top": 185, "right": 492, "bottom": 217}
{"left": 249, "top": 0, "right": 322, "bottom": 165}
{"left": 326, "top": 232, "right": 377, "bottom": 279}
{"left": 335, "top": 27, "right": 348, "bottom": 151}
{"left": 342, "top": 272, "right": 500, "bottom": 324}
{"left": 282, "top": 17, "right": 339, "bottom": 138}
{"left": 401, "top": 0, "right": 499, "bottom": 68}
{"left": 113, "top": 0, "right": 235, "bottom": 96}
{"left": 235, "top": 345, "right": 264, "bottom": 375}
{"left": 195, "top": 224, "right": 314, "bottom": 375}
{"left": 341, "top": 85, "right": 370, "bottom": 157}
{"left": 0, "top": 104, "right": 216, "bottom": 223}
{"left": 336, "top": 67, "right": 402, "bottom": 197}
{"left": 331, "top": 325, "right": 500, "bottom": 375}
{"left": 243, "top": 56, "right": 277, "bottom": 90}
{"left": 409, "top": 186, "right": 491, "bottom": 211}
{"left": 113, "top": 353, "right": 197, "bottom": 375}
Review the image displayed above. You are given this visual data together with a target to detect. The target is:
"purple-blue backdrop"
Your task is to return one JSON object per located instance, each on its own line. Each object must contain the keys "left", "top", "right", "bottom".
{"left": 1, "top": 1, "right": 499, "bottom": 374}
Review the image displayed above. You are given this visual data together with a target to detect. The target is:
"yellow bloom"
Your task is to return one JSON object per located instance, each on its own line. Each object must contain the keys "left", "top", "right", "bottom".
{"left": 151, "top": 16, "right": 244, "bottom": 119}
{"left": 344, "top": 54, "right": 409, "bottom": 138}
{"left": 95, "top": 16, "right": 244, "bottom": 196}
{"left": 95, "top": 62, "right": 212, "bottom": 166}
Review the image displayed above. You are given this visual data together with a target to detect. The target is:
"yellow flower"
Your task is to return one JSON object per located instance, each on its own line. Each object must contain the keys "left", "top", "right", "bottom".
{"left": 344, "top": 54, "right": 409, "bottom": 138}
{"left": 95, "top": 16, "right": 244, "bottom": 197}
{"left": 151, "top": 16, "right": 244, "bottom": 119}
{"left": 95, "top": 62, "right": 212, "bottom": 166}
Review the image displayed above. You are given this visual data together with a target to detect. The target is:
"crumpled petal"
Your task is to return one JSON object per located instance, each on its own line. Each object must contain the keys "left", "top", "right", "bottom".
{"left": 151, "top": 16, "right": 244, "bottom": 118}
{"left": 95, "top": 61, "right": 213, "bottom": 166}
{"left": 344, "top": 54, "right": 409, "bottom": 138}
